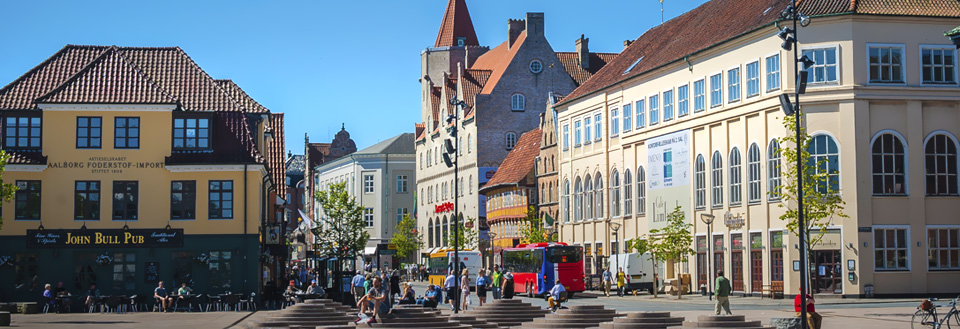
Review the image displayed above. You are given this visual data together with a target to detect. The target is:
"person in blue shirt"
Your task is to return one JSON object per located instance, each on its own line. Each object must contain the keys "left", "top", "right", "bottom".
{"left": 154, "top": 281, "right": 173, "bottom": 312}
{"left": 443, "top": 271, "right": 456, "bottom": 310}
{"left": 351, "top": 271, "right": 366, "bottom": 305}
{"left": 422, "top": 285, "right": 440, "bottom": 308}
{"left": 547, "top": 279, "right": 566, "bottom": 311}
{"left": 476, "top": 269, "right": 490, "bottom": 306}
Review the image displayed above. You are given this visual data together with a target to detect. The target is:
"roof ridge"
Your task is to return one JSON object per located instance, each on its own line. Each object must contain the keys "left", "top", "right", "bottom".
{"left": 0, "top": 45, "right": 108, "bottom": 102}
{"left": 172, "top": 47, "right": 248, "bottom": 112}
{"left": 36, "top": 46, "right": 178, "bottom": 104}
{"left": 216, "top": 79, "right": 271, "bottom": 113}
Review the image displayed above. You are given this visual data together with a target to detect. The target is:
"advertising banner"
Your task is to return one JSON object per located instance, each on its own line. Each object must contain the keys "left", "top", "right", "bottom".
{"left": 646, "top": 130, "right": 692, "bottom": 230}
{"left": 26, "top": 229, "right": 185, "bottom": 248}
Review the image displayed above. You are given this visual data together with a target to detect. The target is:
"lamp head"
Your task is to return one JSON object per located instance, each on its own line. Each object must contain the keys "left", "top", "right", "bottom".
{"left": 442, "top": 152, "right": 454, "bottom": 168}
{"left": 610, "top": 222, "right": 621, "bottom": 232}
{"left": 780, "top": 5, "right": 795, "bottom": 20}
{"left": 779, "top": 94, "right": 795, "bottom": 116}
{"left": 700, "top": 213, "right": 715, "bottom": 225}
{"left": 799, "top": 14, "right": 811, "bottom": 27}
{"left": 449, "top": 97, "right": 458, "bottom": 105}
{"left": 799, "top": 55, "right": 815, "bottom": 69}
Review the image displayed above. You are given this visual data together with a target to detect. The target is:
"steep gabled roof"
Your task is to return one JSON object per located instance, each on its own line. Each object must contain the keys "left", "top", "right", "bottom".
{"left": 216, "top": 79, "right": 270, "bottom": 113}
{"left": 286, "top": 154, "right": 305, "bottom": 175}
{"left": 481, "top": 128, "right": 542, "bottom": 192}
{"left": 37, "top": 46, "right": 177, "bottom": 104}
{"left": 559, "top": 0, "right": 960, "bottom": 106}
{"left": 434, "top": 0, "right": 480, "bottom": 48}
{"left": 471, "top": 32, "right": 527, "bottom": 95}
{"left": 555, "top": 52, "right": 620, "bottom": 87}
{"left": 0, "top": 45, "right": 107, "bottom": 110}
{"left": 267, "top": 113, "right": 286, "bottom": 189}
{"left": 461, "top": 68, "right": 491, "bottom": 118}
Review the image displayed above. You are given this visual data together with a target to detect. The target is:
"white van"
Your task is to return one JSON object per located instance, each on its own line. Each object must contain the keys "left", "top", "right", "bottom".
{"left": 447, "top": 251, "right": 481, "bottom": 289}
{"left": 608, "top": 252, "right": 657, "bottom": 294}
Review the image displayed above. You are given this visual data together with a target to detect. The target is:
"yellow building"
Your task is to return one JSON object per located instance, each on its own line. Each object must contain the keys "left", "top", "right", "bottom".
{"left": 0, "top": 45, "right": 283, "bottom": 300}
{"left": 481, "top": 128, "right": 542, "bottom": 265}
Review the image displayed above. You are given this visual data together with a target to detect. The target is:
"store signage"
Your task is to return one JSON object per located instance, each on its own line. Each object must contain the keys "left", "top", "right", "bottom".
{"left": 434, "top": 202, "right": 454, "bottom": 213}
{"left": 48, "top": 156, "right": 165, "bottom": 174}
{"left": 723, "top": 212, "right": 744, "bottom": 229}
{"left": 26, "top": 229, "right": 184, "bottom": 248}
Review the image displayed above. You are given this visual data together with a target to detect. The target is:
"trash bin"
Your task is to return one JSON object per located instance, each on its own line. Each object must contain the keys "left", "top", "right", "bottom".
{"left": 700, "top": 284, "right": 707, "bottom": 296}
{"left": 864, "top": 284, "right": 874, "bottom": 298}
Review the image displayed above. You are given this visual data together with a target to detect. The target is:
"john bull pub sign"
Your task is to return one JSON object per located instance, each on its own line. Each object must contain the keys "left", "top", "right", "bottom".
{"left": 27, "top": 229, "right": 184, "bottom": 248}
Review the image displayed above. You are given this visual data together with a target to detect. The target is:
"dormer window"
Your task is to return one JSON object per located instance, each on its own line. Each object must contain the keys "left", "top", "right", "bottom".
{"left": 457, "top": 37, "right": 466, "bottom": 47}
{"left": 173, "top": 117, "right": 211, "bottom": 149}
{"left": 5, "top": 116, "right": 42, "bottom": 149}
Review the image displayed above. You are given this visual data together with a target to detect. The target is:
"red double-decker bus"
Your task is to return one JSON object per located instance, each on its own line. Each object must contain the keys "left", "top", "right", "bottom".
{"left": 501, "top": 242, "right": 584, "bottom": 297}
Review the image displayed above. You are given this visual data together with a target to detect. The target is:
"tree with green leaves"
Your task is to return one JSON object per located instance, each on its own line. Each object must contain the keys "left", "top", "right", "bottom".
{"left": 636, "top": 206, "right": 694, "bottom": 299}
{"left": 390, "top": 214, "right": 423, "bottom": 260}
{"left": 0, "top": 151, "right": 16, "bottom": 230}
{"left": 518, "top": 206, "right": 555, "bottom": 244}
{"left": 774, "top": 111, "right": 848, "bottom": 264}
{"left": 313, "top": 181, "right": 370, "bottom": 302}
{"left": 444, "top": 216, "right": 477, "bottom": 250}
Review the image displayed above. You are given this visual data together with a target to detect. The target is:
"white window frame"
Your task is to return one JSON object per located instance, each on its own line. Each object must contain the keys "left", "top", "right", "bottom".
{"left": 873, "top": 225, "right": 911, "bottom": 272}
{"left": 363, "top": 174, "right": 375, "bottom": 194}
{"left": 662, "top": 88, "right": 674, "bottom": 122}
{"left": 562, "top": 124, "right": 570, "bottom": 151}
{"left": 637, "top": 166, "right": 646, "bottom": 215}
{"left": 622, "top": 103, "right": 632, "bottom": 133}
{"left": 801, "top": 44, "right": 841, "bottom": 86}
{"left": 927, "top": 225, "right": 960, "bottom": 271}
{"left": 727, "top": 66, "right": 741, "bottom": 104}
{"left": 677, "top": 83, "right": 689, "bottom": 117}
{"left": 767, "top": 139, "right": 782, "bottom": 201}
{"left": 695, "top": 155, "right": 706, "bottom": 209}
{"left": 746, "top": 60, "right": 760, "bottom": 98}
{"left": 635, "top": 99, "right": 646, "bottom": 129}
{"left": 574, "top": 120, "right": 582, "bottom": 147}
{"left": 765, "top": 53, "right": 781, "bottom": 92}
{"left": 364, "top": 208, "right": 375, "bottom": 227}
{"left": 711, "top": 150, "right": 723, "bottom": 208}
{"left": 594, "top": 112, "right": 602, "bottom": 142}
{"left": 747, "top": 143, "right": 762, "bottom": 204}
{"left": 919, "top": 44, "right": 958, "bottom": 86}
{"left": 397, "top": 208, "right": 408, "bottom": 224}
{"left": 693, "top": 79, "right": 706, "bottom": 113}
{"left": 648, "top": 94, "right": 660, "bottom": 126}
{"left": 709, "top": 72, "right": 723, "bottom": 108}
{"left": 610, "top": 107, "right": 620, "bottom": 137}
{"left": 866, "top": 43, "right": 907, "bottom": 85}
{"left": 584, "top": 116, "right": 592, "bottom": 145}
{"left": 729, "top": 147, "right": 742, "bottom": 206}
{"left": 397, "top": 175, "right": 408, "bottom": 193}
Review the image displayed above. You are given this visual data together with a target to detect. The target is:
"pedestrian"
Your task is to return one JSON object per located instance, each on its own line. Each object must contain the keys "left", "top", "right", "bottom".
{"left": 380, "top": 272, "right": 392, "bottom": 307}
{"left": 491, "top": 265, "right": 502, "bottom": 300}
{"left": 476, "top": 268, "right": 490, "bottom": 306}
{"left": 83, "top": 284, "right": 100, "bottom": 310}
{"left": 616, "top": 267, "right": 626, "bottom": 297}
{"left": 714, "top": 270, "right": 732, "bottom": 315}
{"left": 356, "top": 277, "right": 386, "bottom": 324}
{"left": 601, "top": 267, "right": 613, "bottom": 297}
{"left": 444, "top": 271, "right": 457, "bottom": 310}
{"left": 795, "top": 288, "right": 822, "bottom": 329}
{"left": 352, "top": 271, "right": 366, "bottom": 305}
{"left": 460, "top": 268, "right": 471, "bottom": 311}
{"left": 364, "top": 274, "right": 373, "bottom": 294}
{"left": 547, "top": 279, "right": 566, "bottom": 311}
{"left": 502, "top": 271, "right": 515, "bottom": 299}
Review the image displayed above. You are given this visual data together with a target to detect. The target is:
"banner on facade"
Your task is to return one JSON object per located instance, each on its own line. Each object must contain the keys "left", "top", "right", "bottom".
{"left": 26, "top": 229, "right": 185, "bottom": 248}
{"left": 645, "top": 130, "right": 692, "bottom": 230}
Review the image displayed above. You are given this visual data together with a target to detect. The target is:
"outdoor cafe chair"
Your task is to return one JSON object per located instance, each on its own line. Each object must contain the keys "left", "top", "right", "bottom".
{"left": 220, "top": 294, "right": 242, "bottom": 311}
{"left": 104, "top": 296, "right": 125, "bottom": 314}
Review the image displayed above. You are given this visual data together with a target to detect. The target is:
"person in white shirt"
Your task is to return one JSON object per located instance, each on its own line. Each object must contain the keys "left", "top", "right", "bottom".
{"left": 443, "top": 271, "right": 457, "bottom": 310}
{"left": 547, "top": 279, "right": 566, "bottom": 310}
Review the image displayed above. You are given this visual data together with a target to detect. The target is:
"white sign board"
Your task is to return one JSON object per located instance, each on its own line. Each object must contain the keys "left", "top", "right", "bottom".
{"left": 646, "top": 130, "right": 692, "bottom": 230}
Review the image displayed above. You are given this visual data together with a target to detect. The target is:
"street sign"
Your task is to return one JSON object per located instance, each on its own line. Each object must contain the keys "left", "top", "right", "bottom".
{"left": 377, "top": 243, "right": 398, "bottom": 255}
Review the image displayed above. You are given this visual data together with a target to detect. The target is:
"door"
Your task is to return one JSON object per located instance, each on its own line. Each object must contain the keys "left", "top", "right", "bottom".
{"left": 731, "top": 251, "right": 743, "bottom": 292}
{"left": 696, "top": 253, "right": 708, "bottom": 287}
{"left": 813, "top": 250, "right": 841, "bottom": 294}
{"left": 750, "top": 251, "right": 763, "bottom": 292}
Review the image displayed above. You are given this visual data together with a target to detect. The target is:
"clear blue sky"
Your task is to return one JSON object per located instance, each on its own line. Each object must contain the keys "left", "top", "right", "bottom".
{"left": 0, "top": 0, "right": 708, "bottom": 154}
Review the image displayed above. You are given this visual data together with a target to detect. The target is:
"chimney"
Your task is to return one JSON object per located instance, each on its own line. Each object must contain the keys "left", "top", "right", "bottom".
{"left": 508, "top": 19, "right": 525, "bottom": 49}
{"left": 525, "top": 12, "right": 544, "bottom": 39}
{"left": 623, "top": 39, "right": 633, "bottom": 50}
{"left": 576, "top": 34, "right": 589, "bottom": 69}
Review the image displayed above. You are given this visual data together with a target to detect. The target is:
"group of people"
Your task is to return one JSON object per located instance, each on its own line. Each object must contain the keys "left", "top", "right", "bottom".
{"left": 600, "top": 267, "right": 630, "bottom": 297}
{"left": 713, "top": 270, "right": 822, "bottom": 329}
{"left": 41, "top": 282, "right": 75, "bottom": 313}
{"left": 153, "top": 281, "right": 195, "bottom": 312}
{"left": 351, "top": 269, "right": 408, "bottom": 323}
{"left": 440, "top": 265, "right": 516, "bottom": 311}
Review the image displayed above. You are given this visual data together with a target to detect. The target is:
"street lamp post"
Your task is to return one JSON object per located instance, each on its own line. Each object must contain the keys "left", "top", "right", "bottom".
{"left": 609, "top": 221, "right": 621, "bottom": 275}
{"left": 445, "top": 96, "right": 466, "bottom": 314}
{"left": 700, "top": 213, "right": 715, "bottom": 301}
{"left": 776, "top": 6, "right": 812, "bottom": 329}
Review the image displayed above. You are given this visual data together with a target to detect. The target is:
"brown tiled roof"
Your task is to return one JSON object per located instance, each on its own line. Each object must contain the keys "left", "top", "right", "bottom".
{"left": 37, "top": 47, "right": 176, "bottom": 104}
{"left": 473, "top": 32, "right": 527, "bottom": 95}
{"left": 430, "top": 86, "right": 442, "bottom": 129}
{"left": 461, "top": 69, "right": 490, "bottom": 117}
{"left": 555, "top": 52, "right": 620, "bottom": 87}
{"left": 481, "top": 128, "right": 542, "bottom": 192}
{"left": 267, "top": 113, "right": 286, "bottom": 189}
{"left": 0, "top": 45, "right": 106, "bottom": 110}
{"left": 559, "top": 0, "right": 960, "bottom": 106}
{"left": 307, "top": 143, "right": 330, "bottom": 169}
{"left": 216, "top": 79, "right": 269, "bottom": 113}
{"left": 415, "top": 123, "right": 426, "bottom": 141}
{"left": 434, "top": 0, "right": 480, "bottom": 48}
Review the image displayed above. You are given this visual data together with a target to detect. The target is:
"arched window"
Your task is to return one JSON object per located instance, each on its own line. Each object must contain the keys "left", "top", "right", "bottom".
{"left": 611, "top": 170, "right": 621, "bottom": 217}
{"left": 872, "top": 132, "right": 906, "bottom": 195}
{"left": 584, "top": 175, "right": 593, "bottom": 220}
{"left": 420, "top": 152, "right": 424, "bottom": 169}
{"left": 925, "top": 133, "right": 958, "bottom": 196}
{"left": 747, "top": 143, "right": 761, "bottom": 202}
{"left": 574, "top": 177, "right": 583, "bottom": 222}
{"left": 541, "top": 184, "right": 546, "bottom": 204}
{"left": 428, "top": 218, "right": 434, "bottom": 248}
{"left": 506, "top": 132, "right": 518, "bottom": 150}
{"left": 435, "top": 146, "right": 440, "bottom": 165}
{"left": 512, "top": 94, "right": 525, "bottom": 111}
{"left": 458, "top": 137, "right": 463, "bottom": 156}
{"left": 711, "top": 151, "right": 723, "bottom": 207}
{"left": 595, "top": 174, "right": 604, "bottom": 219}
{"left": 562, "top": 179, "right": 571, "bottom": 223}
{"left": 637, "top": 166, "right": 646, "bottom": 214}
{"left": 548, "top": 182, "right": 554, "bottom": 203}
{"left": 427, "top": 149, "right": 432, "bottom": 167}
{"left": 441, "top": 216, "right": 449, "bottom": 246}
{"left": 623, "top": 169, "right": 633, "bottom": 216}
{"left": 729, "top": 147, "right": 742, "bottom": 206}
{"left": 420, "top": 188, "right": 424, "bottom": 205}
{"left": 768, "top": 140, "right": 781, "bottom": 200}
{"left": 808, "top": 134, "right": 840, "bottom": 194}
{"left": 467, "top": 134, "right": 472, "bottom": 153}
{"left": 695, "top": 155, "right": 706, "bottom": 209}
{"left": 469, "top": 175, "right": 473, "bottom": 195}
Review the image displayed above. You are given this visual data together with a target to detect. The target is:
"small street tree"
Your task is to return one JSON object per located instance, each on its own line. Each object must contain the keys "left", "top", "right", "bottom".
{"left": 519, "top": 206, "right": 555, "bottom": 244}
{"left": 313, "top": 181, "right": 369, "bottom": 302}
{"left": 641, "top": 206, "right": 694, "bottom": 299}
{"left": 443, "top": 216, "right": 477, "bottom": 250}
{"left": 629, "top": 238, "right": 659, "bottom": 298}
{"left": 390, "top": 214, "right": 423, "bottom": 260}
{"left": 0, "top": 151, "right": 16, "bottom": 230}
{"left": 774, "top": 111, "right": 848, "bottom": 284}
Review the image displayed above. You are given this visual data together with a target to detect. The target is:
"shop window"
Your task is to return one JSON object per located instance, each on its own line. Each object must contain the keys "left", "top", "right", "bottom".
{"left": 172, "top": 117, "right": 210, "bottom": 149}
{"left": 874, "top": 227, "right": 909, "bottom": 271}
{"left": 73, "top": 253, "right": 97, "bottom": 290}
{"left": 112, "top": 181, "right": 138, "bottom": 220}
{"left": 209, "top": 180, "right": 234, "bottom": 219}
{"left": 76, "top": 116, "right": 102, "bottom": 149}
{"left": 15, "top": 180, "right": 41, "bottom": 220}
{"left": 75, "top": 181, "right": 100, "bottom": 220}
{"left": 208, "top": 251, "right": 232, "bottom": 290}
{"left": 5, "top": 116, "right": 42, "bottom": 149}
{"left": 172, "top": 251, "right": 195, "bottom": 286}
{"left": 114, "top": 117, "right": 140, "bottom": 149}
{"left": 113, "top": 253, "right": 136, "bottom": 291}
{"left": 14, "top": 253, "right": 38, "bottom": 291}
{"left": 171, "top": 181, "right": 196, "bottom": 220}
{"left": 927, "top": 227, "right": 959, "bottom": 270}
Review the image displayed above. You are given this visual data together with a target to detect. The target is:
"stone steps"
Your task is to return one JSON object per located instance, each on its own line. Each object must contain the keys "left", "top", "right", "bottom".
{"left": 514, "top": 304, "right": 622, "bottom": 329}
{"left": 676, "top": 315, "right": 774, "bottom": 328}
{"left": 246, "top": 299, "right": 356, "bottom": 329}
{"left": 367, "top": 305, "right": 472, "bottom": 329}
{"left": 463, "top": 299, "right": 550, "bottom": 328}
{"left": 598, "top": 311, "right": 685, "bottom": 329}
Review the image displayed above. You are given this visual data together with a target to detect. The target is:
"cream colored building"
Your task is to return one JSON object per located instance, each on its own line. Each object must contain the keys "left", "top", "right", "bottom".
{"left": 554, "top": 0, "right": 960, "bottom": 297}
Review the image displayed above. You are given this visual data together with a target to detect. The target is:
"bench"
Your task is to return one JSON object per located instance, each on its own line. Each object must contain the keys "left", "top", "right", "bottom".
{"left": 771, "top": 281, "right": 784, "bottom": 299}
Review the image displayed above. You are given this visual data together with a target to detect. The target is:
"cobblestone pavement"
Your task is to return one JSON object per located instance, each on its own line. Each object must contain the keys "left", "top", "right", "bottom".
{"left": 5, "top": 311, "right": 253, "bottom": 329}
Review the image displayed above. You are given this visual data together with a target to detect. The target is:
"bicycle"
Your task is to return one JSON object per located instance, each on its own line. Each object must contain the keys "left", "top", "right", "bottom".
{"left": 912, "top": 295, "right": 960, "bottom": 329}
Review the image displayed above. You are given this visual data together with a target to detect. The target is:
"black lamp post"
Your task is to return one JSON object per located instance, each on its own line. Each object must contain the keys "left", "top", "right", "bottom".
{"left": 776, "top": 5, "right": 812, "bottom": 329}
{"left": 700, "top": 213, "right": 715, "bottom": 300}
{"left": 445, "top": 96, "right": 466, "bottom": 313}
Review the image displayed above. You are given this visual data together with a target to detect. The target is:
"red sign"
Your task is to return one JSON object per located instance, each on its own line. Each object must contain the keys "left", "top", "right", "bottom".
{"left": 434, "top": 202, "right": 454, "bottom": 213}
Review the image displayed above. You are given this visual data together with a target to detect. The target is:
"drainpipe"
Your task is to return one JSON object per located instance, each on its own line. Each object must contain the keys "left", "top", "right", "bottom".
{"left": 243, "top": 163, "right": 249, "bottom": 294}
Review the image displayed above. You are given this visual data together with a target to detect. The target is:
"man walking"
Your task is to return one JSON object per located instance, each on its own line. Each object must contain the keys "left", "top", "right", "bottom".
{"left": 352, "top": 271, "right": 366, "bottom": 305}
{"left": 714, "top": 270, "right": 732, "bottom": 315}
{"left": 491, "top": 265, "right": 502, "bottom": 300}
{"left": 443, "top": 270, "right": 457, "bottom": 310}
{"left": 601, "top": 267, "right": 613, "bottom": 297}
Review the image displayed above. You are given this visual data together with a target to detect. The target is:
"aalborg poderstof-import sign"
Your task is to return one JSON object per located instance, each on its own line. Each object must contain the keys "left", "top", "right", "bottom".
{"left": 26, "top": 229, "right": 185, "bottom": 248}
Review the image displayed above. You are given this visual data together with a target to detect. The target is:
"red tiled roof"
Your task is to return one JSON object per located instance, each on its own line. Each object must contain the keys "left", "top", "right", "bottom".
{"left": 216, "top": 79, "right": 269, "bottom": 113}
{"left": 267, "top": 113, "right": 286, "bottom": 189}
{"left": 799, "top": 0, "right": 960, "bottom": 16}
{"left": 0, "top": 45, "right": 105, "bottom": 110}
{"left": 37, "top": 47, "right": 176, "bottom": 104}
{"left": 307, "top": 143, "right": 330, "bottom": 169}
{"left": 415, "top": 123, "right": 426, "bottom": 141}
{"left": 555, "top": 52, "right": 620, "bottom": 87}
{"left": 434, "top": 0, "right": 480, "bottom": 48}
{"left": 461, "top": 69, "right": 490, "bottom": 117}
{"left": 430, "top": 86, "right": 442, "bottom": 128}
{"left": 474, "top": 32, "right": 527, "bottom": 95}
{"left": 481, "top": 128, "right": 542, "bottom": 192}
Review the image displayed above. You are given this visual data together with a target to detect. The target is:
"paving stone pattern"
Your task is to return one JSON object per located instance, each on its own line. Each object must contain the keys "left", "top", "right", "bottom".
{"left": 514, "top": 305, "right": 621, "bottom": 329}
{"left": 678, "top": 315, "right": 774, "bottom": 328}
{"left": 598, "top": 311, "right": 685, "bottom": 329}
{"left": 245, "top": 299, "right": 355, "bottom": 329}
{"left": 463, "top": 299, "right": 550, "bottom": 328}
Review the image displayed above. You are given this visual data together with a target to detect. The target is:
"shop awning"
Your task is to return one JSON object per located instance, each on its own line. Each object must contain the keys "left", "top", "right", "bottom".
{"left": 363, "top": 246, "right": 378, "bottom": 255}
{"left": 423, "top": 247, "right": 439, "bottom": 255}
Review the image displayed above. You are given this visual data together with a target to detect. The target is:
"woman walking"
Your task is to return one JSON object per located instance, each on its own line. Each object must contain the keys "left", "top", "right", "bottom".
{"left": 460, "top": 268, "right": 471, "bottom": 310}
{"left": 476, "top": 269, "right": 490, "bottom": 306}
